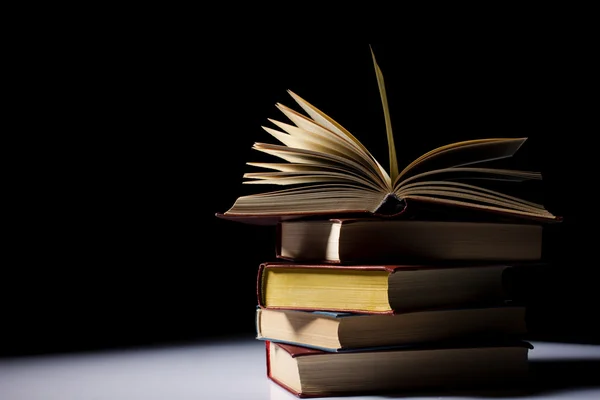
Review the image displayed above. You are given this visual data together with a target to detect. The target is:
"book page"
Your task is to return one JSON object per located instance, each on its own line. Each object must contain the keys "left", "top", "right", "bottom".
{"left": 398, "top": 185, "right": 545, "bottom": 213}
{"left": 266, "top": 107, "right": 384, "bottom": 176}
{"left": 398, "top": 167, "right": 541, "bottom": 188}
{"left": 370, "top": 46, "right": 399, "bottom": 182}
{"left": 248, "top": 143, "right": 389, "bottom": 191}
{"left": 244, "top": 171, "right": 384, "bottom": 192}
{"left": 400, "top": 195, "right": 556, "bottom": 220}
{"left": 395, "top": 138, "right": 527, "bottom": 186}
{"left": 288, "top": 91, "right": 392, "bottom": 189}
{"left": 224, "top": 185, "right": 386, "bottom": 216}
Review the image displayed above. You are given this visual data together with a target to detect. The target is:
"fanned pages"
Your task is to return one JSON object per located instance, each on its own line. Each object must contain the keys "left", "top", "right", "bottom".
{"left": 217, "top": 48, "right": 560, "bottom": 224}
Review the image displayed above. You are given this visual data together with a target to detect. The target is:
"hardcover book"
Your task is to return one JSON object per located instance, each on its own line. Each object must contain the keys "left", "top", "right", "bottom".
{"left": 257, "top": 262, "right": 531, "bottom": 314}
{"left": 266, "top": 339, "right": 533, "bottom": 398}
{"left": 276, "top": 217, "right": 545, "bottom": 263}
{"left": 256, "top": 305, "right": 527, "bottom": 352}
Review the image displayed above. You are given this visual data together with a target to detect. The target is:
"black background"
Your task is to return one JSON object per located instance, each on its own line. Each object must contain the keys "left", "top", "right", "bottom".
{"left": 3, "top": 42, "right": 597, "bottom": 357}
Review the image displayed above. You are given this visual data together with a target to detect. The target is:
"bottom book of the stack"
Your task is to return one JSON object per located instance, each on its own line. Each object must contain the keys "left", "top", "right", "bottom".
{"left": 265, "top": 339, "right": 533, "bottom": 398}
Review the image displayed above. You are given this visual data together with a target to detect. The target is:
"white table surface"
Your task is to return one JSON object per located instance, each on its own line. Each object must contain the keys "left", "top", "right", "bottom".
{"left": 1, "top": 336, "right": 599, "bottom": 400}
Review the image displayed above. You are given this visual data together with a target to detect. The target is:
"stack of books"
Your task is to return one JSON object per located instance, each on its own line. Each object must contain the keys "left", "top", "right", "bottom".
{"left": 253, "top": 218, "right": 546, "bottom": 398}
{"left": 216, "top": 48, "right": 560, "bottom": 398}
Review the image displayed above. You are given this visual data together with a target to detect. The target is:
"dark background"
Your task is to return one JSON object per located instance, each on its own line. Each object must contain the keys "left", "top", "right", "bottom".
{"left": 3, "top": 42, "right": 597, "bottom": 357}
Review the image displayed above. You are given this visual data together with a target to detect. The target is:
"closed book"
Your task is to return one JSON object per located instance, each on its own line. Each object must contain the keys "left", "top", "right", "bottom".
{"left": 276, "top": 217, "right": 545, "bottom": 263}
{"left": 256, "top": 305, "right": 527, "bottom": 352}
{"left": 266, "top": 339, "right": 533, "bottom": 398}
{"left": 257, "top": 262, "right": 529, "bottom": 314}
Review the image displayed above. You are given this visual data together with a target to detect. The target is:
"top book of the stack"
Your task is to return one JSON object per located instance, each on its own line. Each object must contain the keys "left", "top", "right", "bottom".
{"left": 216, "top": 48, "right": 560, "bottom": 226}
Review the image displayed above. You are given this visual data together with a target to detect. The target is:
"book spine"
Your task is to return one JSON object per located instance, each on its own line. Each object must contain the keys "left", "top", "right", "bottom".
{"left": 274, "top": 222, "right": 283, "bottom": 259}
{"left": 265, "top": 341, "right": 309, "bottom": 398}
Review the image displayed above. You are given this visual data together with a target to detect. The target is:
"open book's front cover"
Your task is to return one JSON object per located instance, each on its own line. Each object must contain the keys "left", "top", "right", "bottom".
{"left": 215, "top": 208, "right": 402, "bottom": 226}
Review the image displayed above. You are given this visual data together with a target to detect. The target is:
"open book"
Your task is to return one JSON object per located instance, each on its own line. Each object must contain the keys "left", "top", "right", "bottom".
{"left": 218, "top": 48, "right": 559, "bottom": 225}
